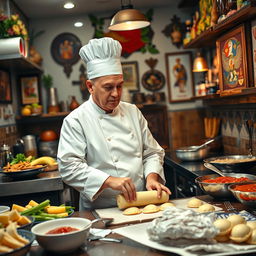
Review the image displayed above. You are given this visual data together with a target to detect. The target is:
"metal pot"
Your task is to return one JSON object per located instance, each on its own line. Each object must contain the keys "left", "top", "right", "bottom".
{"left": 175, "top": 146, "right": 210, "bottom": 161}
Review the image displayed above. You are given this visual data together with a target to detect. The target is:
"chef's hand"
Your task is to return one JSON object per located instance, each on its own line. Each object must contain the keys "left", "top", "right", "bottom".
{"left": 146, "top": 173, "right": 171, "bottom": 198}
{"left": 103, "top": 176, "right": 137, "bottom": 202}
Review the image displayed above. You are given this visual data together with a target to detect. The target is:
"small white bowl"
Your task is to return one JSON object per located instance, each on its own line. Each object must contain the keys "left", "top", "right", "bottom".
{"left": 31, "top": 217, "right": 91, "bottom": 253}
{"left": 0, "top": 205, "right": 10, "bottom": 213}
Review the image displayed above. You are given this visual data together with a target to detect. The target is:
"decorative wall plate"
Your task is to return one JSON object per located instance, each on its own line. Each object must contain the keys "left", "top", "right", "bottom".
{"left": 51, "top": 33, "right": 82, "bottom": 78}
{"left": 141, "top": 58, "right": 165, "bottom": 91}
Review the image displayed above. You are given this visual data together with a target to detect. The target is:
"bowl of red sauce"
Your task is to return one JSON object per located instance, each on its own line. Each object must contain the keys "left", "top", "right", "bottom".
{"left": 229, "top": 182, "right": 256, "bottom": 208}
{"left": 195, "top": 173, "right": 256, "bottom": 199}
{"left": 31, "top": 217, "right": 91, "bottom": 253}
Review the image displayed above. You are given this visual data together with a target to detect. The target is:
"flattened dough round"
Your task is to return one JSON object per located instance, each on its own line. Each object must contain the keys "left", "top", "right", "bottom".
{"left": 123, "top": 207, "right": 141, "bottom": 215}
{"left": 187, "top": 198, "right": 203, "bottom": 208}
{"left": 197, "top": 203, "right": 215, "bottom": 213}
{"left": 142, "top": 204, "right": 159, "bottom": 214}
{"left": 159, "top": 202, "right": 175, "bottom": 211}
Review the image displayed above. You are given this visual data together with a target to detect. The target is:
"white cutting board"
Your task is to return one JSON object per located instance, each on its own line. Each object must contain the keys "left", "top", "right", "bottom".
{"left": 95, "top": 197, "right": 223, "bottom": 225}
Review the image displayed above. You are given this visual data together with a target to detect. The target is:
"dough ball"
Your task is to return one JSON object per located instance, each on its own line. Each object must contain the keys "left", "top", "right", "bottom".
{"left": 213, "top": 219, "right": 232, "bottom": 236}
{"left": 227, "top": 214, "right": 246, "bottom": 228}
{"left": 123, "top": 207, "right": 141, "bottom": 215}
{"left": 142, "top": 204, "right": 159, "bottom": 214}
{"left": 159, "top": 202, "right": 175, "bottom": 211}
{"left": 246, "top": 221, "right": 256, "bottom": 230}
{"left": 214, "top": 234, "right": 230, "bottom": 242}
{"left": 197, "top": 203, "right": 215, "bottom": 213}
{"left": 230, "top": 224, "right": 252, "bottom": 243}
{"left": 246, "top": 229, "right": 256, "bottom": 244}
{"left": 187, "top": 198, "right": 203, "bottom": 208}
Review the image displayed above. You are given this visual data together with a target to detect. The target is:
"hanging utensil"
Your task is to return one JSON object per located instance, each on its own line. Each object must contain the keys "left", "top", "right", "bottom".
{"left": 245, "top": 120, "right": 254, "bottom": 156}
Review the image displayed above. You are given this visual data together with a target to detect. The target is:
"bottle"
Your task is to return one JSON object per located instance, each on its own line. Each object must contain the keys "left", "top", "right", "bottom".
{"left": 0, "top": 144, "right": 13, "bottom": 167}
{"left": 69, "top": 96, "right": 80, "bottom": 111}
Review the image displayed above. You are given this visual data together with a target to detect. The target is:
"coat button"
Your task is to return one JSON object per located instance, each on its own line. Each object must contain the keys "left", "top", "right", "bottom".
{"left": 107, "top": 137, "right": 111, "bottom": 141}
{"left": 113, "top": 157, "right": 118, "bottom": 162}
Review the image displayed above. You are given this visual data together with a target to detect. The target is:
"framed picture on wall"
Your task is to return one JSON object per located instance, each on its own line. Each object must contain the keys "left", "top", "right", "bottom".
{"left": 20, "top": 75, "right": 40, "bottom": 105}
{"left": 165, "top": 51, "right": 194, "bottom": 103}
{"left": 121, "top": 61, "right": 140, "bottom": 92}
{"left": 251, "top": 19, "right": 256, "bottom": 87}
{"left": 0, "top": 70, "right": 12, "bottom": 103}
{"left": 216, "top": 24, "right": 248, "bottom": 94}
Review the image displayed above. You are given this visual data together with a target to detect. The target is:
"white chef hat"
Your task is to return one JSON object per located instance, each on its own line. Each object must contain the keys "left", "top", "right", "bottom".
{"left": 79, "top": 37, "right": 123, "bottom": 79}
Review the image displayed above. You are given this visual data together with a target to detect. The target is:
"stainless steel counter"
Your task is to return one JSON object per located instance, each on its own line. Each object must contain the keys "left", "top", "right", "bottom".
{"left": 0, "top": 171, "right": 65, "bottom": 206}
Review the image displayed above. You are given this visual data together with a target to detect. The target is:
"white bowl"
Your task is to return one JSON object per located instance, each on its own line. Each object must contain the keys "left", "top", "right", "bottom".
{"left": 31, "top": 217, "right": 91, "bottom": 253}
{"left": 0, "top": 205, "right": 10, "bottom": 213}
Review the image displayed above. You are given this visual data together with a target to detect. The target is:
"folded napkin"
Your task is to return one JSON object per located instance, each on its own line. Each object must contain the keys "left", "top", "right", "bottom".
{"left": 90, "top": 228, "right": 112, "bottom": 238}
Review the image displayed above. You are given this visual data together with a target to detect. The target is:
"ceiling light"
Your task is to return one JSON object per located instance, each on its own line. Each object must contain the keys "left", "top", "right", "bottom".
{"left": 108, "top": 0, "right": 150, "bottom": 31}
{"left": 64, "top": 2, "right": 75, "bottom": 9}
{"left": 74, "top": 22, "right": 83, "bottom": 27}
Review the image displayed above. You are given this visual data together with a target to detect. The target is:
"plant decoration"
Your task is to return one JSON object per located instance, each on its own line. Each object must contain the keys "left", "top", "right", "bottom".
{"left": 0, "top": 13, "right": 28, "bottom": 39}
{"left": 162, "top": 15, "right": 186, "bottom": 48}
{"left": 42, "top": 74, "right": 53, "bottom": 90}
{"left": 89, "top": 9, "right": 159, "bottom": 58}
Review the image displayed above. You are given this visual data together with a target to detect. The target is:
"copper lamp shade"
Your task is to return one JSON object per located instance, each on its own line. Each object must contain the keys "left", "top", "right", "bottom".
{"left": 108, "top": 1, "right": 150, "bottom": 31}
{"left": 193, "top": 53, "right": 208, "bottom": 72}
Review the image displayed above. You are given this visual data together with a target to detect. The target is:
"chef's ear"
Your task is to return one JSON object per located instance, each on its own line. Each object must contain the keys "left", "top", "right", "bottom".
{"left": 86, "top": 80, "right": 94, "bottom": 93}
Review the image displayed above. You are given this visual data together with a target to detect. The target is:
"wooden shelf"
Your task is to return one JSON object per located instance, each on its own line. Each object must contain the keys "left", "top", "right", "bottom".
{"left": 0, "top": 56, "right": 43, "bottom": 74}
{"left": 199, "top": 88, "right": 256, "bottom": 105}
{"left": 16, "top": 112, "right": 69, "bottom": 124}
{"left": 184, "top": 3, "right": 256, "bottom": 49}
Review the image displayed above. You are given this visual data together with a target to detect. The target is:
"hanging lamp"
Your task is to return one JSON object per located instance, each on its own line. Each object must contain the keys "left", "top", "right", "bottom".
{"left": 108, "top": 0, "right": 150, "bottom": 31}
{"left": 193, "top": 52, "right": 208, "bottom": 72}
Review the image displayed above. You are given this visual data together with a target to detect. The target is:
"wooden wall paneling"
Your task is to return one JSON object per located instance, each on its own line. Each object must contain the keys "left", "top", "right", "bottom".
{"left": 169, "top": 109, "right": 205, "bottom": 150}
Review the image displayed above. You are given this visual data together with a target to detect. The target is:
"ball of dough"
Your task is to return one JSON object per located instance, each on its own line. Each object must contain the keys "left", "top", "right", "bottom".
{"left": 187, "top": 198, "right": 203, "bottom": 208}
{"left": 213, "top": 219, "right": 232, "bottom": 236}
{"left": 246, "top": 229, "right": 256, "bottom": 244}
{"left": 246, "top": 221, "right": 256, "bottom": 230}
{"left": 123, "top": 207, "right": 141, "bottom": 215}
{"left": 227, "top": 214, "right": 246, "bottom": 228}
{"left": 142, "top": 204, "right": 159, "bottom": 214}
{"left": 230, "top": 224, "right": 252, "bottom": 243}
{"left": 159, "top": 202, "right": 175, "bottom": 211}
{"left": 197, "top": 203, "right": 215, "bottom": 213}
{"left": 214, "top": 234, "right": 230, "bottom": 242}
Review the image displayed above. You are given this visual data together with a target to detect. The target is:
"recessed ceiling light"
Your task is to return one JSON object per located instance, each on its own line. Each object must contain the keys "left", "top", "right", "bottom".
{"left": 74, "top": 22, "right": 83, "bottom": 27}
{"left": 64, "top": 2, "right": 75, "bottom": 9}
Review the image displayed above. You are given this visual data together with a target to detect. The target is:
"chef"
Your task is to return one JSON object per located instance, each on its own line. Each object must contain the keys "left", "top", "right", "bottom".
{"left": 57, "top": 37, "right": 171, "bottom": 210}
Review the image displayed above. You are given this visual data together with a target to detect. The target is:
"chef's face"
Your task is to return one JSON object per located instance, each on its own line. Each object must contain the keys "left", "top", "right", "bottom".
{"left": 86, "top": 74, "right": 124, "bottom": 113}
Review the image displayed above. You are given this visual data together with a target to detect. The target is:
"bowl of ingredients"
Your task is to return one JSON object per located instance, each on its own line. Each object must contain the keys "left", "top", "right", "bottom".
{"left": 31, "top": 217, "right": 91, "bottom": 253}
{"left": 195, "top": 173, "right": 256, "bottom": 199}
{"left": 204, "top": 155, "right": 256, "bottom": 173}
{"left": 229, "top": 182, "right": 256, "bottom": 208}
{"left": 0, "top": 205, "right": 10, "bottom": 214}
{"left": 0, "top": 222, "right": 35, "bottom": 256}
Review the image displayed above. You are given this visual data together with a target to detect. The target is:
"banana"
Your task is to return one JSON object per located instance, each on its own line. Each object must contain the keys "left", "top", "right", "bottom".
{"left": 30, "top": 156, "right": 57, "bottom": 166}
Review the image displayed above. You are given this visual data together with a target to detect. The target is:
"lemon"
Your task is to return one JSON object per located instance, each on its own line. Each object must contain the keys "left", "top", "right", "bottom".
{"left": 21, "top": 107, "right": 32, "bottom": 116}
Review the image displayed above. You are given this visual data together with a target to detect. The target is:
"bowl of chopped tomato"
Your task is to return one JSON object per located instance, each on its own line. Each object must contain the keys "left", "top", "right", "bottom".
{"left": 229, "top": 182, "right": 256, "bottom": 208}
{"left": 195, "top": 173, "right": 256, "bottom": 199}
{"left": 31, "top": 217, "right": 91, "bottom": 253}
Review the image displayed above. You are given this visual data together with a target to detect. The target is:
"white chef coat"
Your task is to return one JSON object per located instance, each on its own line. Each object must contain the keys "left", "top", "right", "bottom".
{"left": 57, "top": 96, "right": 165, "bottom": 210}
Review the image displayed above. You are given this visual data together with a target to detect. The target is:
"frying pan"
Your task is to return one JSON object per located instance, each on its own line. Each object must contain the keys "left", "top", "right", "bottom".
{"left": 175, "top": 138, "right": 215, "bottom": 161}
{"left": 204, "top": 155, "right": 256, "bottom": 173}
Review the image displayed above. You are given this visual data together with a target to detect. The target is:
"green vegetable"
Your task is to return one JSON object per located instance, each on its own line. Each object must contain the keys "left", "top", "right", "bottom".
{"left": 11, "top": 153, "right": 27, "bottom": 165}
{"left": 21, "top": 199, "right": 50, "bottom": 216}
{"left": 38, "top": 212, "right": 65, "bottom": 219}
{"left": 32, "top": 215, "right": 55, "bottom": 221}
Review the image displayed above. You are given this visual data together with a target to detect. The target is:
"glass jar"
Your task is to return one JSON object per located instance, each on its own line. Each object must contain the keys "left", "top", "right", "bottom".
{"left": 0, "top": 144, "right": 13, "bottom": 167}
